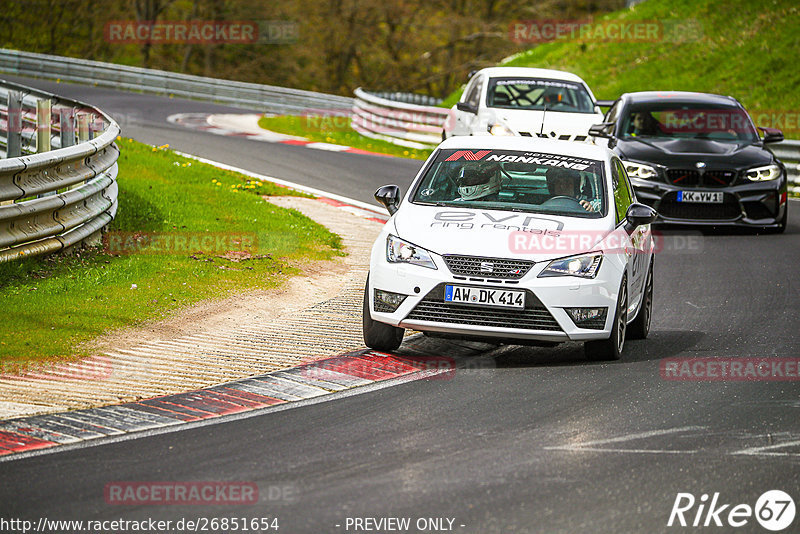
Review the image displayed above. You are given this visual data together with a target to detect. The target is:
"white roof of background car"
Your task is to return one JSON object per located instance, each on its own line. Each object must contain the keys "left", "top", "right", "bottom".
{"left": 472, "top": 66, "right": 590, "bottom": 85}
{"left": 437, "top": 135, "right": 614, "bottom": 162}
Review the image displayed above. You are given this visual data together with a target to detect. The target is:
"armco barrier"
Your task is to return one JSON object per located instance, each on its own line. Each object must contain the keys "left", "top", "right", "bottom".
{"left": 0, "top": 79, "right": 119, "bottom": 262}
{"left": 351, "top": 88, "right": 451, "bottom": 149}
{"left": 0, "top": 48, "right": 352, "bottom": 115}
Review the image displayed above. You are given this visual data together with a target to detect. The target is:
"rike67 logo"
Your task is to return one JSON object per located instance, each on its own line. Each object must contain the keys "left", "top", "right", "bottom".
{"left": 668, "top": 490, "right": 795, "bottom": 531}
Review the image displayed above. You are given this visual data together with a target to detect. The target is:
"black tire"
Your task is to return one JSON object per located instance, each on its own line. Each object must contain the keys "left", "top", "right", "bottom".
{"left": 441, "top": 129, "right": 447, "bottom": 142}
{"left": 585, "top": 275, "right": 627, "bottom": 361}
{"left": 362, "top": 278, "right": 404, "bottom": 352}
{"left": 627, "top": 260, "right": 653, "bottom": 340}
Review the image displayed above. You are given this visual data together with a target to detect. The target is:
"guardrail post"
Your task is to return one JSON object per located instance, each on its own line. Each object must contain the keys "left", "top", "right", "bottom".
{"left": 6, "top": 91, "right": 22, "bottom": 158}
{"left": 77, "top": 113, "right": 91, "bottom": 143}
{"left": 36, "top": 99, "right": 52, "bottom": 153}
{"left": 59, "top": 107, "right": 76, "bottom": 148}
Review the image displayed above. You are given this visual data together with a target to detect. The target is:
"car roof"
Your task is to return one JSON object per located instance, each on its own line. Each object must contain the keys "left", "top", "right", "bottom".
{"left": 473, "top": 67, "right": 589, "bottom": 85}
{"left": 620, "top": 91, "right": 741, "bottom": 107}
{"left": 437, "top": 136, "right": 614, "bottom": 162}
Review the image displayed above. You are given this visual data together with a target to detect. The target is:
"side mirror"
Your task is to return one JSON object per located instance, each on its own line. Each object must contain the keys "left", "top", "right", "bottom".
{"left": 624, "top": 203, "right": 658, "bottom": 234}
{"left": 759, "top": 126, "right": 784, "bottom": 144}
{"left": 375, "top": 185, "right": 401, "bottom": 215}
{"left": 456, "top": 101, "right": 478, "bottom": 114}
{"left": 589, "top": 122, "right": 614, "bottom": 139}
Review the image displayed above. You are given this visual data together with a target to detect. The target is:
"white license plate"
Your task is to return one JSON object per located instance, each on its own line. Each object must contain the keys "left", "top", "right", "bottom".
{"left": 444, "top": 285, "right": 525, "bottom": 309}
{"left": 677, "top": 191, "right": 724, "bottom": 203}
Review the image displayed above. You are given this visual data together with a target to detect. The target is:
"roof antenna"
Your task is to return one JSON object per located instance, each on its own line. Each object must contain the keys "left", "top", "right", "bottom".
{"left": 539, "top": 105, "right": 547, "bottom": 137}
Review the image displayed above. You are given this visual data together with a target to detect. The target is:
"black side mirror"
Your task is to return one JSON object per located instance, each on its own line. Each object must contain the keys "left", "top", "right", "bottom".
{"left": 759, "top": 126, "right": 784, "bottom": 144}
{"left": 456, "top": 101, "right": 478, "bottom": 114}
{"left": 375, "top": 185, "right": 401, "bottom": 215}
{"left": 624, "top": 203, "right": 658, "bottom": 234}
{"left": 588, "top": 122, "right": 614, "bottom": 139}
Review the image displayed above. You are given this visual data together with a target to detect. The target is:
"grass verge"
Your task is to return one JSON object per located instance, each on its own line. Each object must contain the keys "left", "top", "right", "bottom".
{"left": 0, "top": 138, "right": 342, "bottom": 365}
{"left": 258, "top": 114, "right": 433, "bottom": 161}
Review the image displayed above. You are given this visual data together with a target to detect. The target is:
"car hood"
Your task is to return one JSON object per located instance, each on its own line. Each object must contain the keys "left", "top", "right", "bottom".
{"left": 391, "top": 202, "right": 615, "bottom": 263}
{"left": 616, "top": 137, "right": 774, "bottom": 169}
{"left": 490, "top": 108, "right": 604, "bottom": 138}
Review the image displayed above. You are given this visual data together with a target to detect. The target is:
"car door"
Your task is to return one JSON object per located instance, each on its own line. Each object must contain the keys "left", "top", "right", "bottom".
{"left": 613, "top": 158, "right": 649, "bottom": 309}
{"left": 452, "top": 74, "right": 483, "bottom": 136}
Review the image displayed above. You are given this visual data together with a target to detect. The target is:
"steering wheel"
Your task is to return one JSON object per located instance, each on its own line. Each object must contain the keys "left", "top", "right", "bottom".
{"left": 541, "top": 196, "right": 584, "bottom": 209}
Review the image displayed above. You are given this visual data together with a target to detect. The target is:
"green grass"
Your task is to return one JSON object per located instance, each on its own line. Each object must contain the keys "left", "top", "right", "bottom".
{"left": 258, "top": 114, "right": 433, "bottom": 161}
{"left": 440, "top": 0, "right": 800, "bottom": 136}
{"left": 0, "top": 138, "right": 342, "bottom": 365}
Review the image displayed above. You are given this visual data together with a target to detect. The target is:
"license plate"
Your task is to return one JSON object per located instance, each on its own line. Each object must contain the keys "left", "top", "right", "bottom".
{"left": 444, "top": 285, "right": 525, "bottom": 309}
{"left": 677, "top": 191, "right": 724, "bottom": 203}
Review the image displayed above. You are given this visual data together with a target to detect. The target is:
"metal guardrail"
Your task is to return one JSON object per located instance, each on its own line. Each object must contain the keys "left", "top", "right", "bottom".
{"left": 0, "top": 79, "right": 119, "bottom": 263}
{"left": 0, "top": 48, "right": 352, "bottom": 115}
{"left": 768, "top": 140, "right": 800, "bottom": 195}
{"left": 351, "top": 88, "right": 451, "bottom": 149}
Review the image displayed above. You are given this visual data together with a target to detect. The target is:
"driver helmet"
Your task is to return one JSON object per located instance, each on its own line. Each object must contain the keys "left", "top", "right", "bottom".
{"left": 457, "top": 163, "right": 501, "bottom": 200}
{"left": 545, "top": 167, "right": 580, "bottom": 196}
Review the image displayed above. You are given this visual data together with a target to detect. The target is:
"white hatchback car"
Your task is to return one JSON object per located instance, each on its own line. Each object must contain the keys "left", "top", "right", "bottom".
{"left": 364, "top": 136, "right": 658, "bottom": 360}
{"left": 445, "top": 67, "right": 606, "bottom": 142}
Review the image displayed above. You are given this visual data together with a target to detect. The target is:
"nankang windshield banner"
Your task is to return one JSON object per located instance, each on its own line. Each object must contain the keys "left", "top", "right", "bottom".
{"left": 435, "top": 148, "right": 603, "bottom": 174}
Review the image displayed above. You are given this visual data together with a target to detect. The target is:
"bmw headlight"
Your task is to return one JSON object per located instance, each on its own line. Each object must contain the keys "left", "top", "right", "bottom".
{"left": 623, "top": 160, "right": 658, "bottom": 180}
{"left": 488, "top": 123, "right": 515, "bottom": 136}
{"left": 539, "top": 254, "right": 603, "bottom": 279}
{"left": 745, "top": 164, "right": 781, "bottom": 181}
{"left": 386, "top": 235, "right": 437, "bottom": 269}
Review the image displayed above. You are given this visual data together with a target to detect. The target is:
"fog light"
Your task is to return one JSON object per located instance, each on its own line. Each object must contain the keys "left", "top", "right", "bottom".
{"left": 565, "top": 307, "right": 608, "bottom": 329}
{"left": 374, "top": 289, "right": 407, "bottom": 313}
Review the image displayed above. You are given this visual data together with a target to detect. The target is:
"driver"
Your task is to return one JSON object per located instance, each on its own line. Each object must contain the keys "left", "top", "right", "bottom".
{"left": 545, "top": 167, "right": 599, "bottom": 212}
{"left": 456, "top": 162, "right": 502, "bottom": 201}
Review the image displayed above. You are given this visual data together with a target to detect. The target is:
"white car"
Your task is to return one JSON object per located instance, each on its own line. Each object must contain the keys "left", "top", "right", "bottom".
{"left": 363, "top": 136, "right": 658, "bottom": 360}
{"left": 445, "top": 67, "right": 606, "bottom": 142}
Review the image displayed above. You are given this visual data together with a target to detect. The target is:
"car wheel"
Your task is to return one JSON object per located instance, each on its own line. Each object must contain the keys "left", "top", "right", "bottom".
{"left": 627, "top": 260, "right": 653, "bottom": 340}
{"left": 362, "top": 277, "right": 404, "bottom": 352}
{"left": 585, "top": 275, "right": 627, "bottom": 361}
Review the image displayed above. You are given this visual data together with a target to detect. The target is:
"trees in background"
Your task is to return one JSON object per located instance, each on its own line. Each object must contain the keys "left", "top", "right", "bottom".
{"left": 1, "top": 0, "right": 623, "bottom": 97}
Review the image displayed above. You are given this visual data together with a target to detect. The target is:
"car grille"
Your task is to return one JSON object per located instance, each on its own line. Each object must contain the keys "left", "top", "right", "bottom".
{"left": 404, "top": 284, "right": 562, "bottom": 331}
{"left": 743, "top": 198, "right": 777, "bottom": 220}
{"left": 666, "top": 169, "right": 737, "bottom": 188}
{"left": 658, "top": 192, "right": 741, "bottom": 220}
{"left": 443, "top": 255, "right": 534, "bottom": 280}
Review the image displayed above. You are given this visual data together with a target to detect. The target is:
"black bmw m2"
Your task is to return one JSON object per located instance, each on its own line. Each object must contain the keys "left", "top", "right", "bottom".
{"left": 590, "top": 91, "right": 788, "bottom": 232}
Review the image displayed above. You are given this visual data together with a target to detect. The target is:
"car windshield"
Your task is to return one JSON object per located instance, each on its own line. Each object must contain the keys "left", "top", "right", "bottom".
{"left": 486, "top": 77, "right": 595, "bottom": 113}
{"left": 411, "top": 149, "right": 606, "bottom": 218}
{"left": 621, "top": 103, "right": 759, "bottom": 142}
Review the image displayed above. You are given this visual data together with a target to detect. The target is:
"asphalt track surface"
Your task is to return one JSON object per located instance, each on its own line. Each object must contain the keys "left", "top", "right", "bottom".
{"left": 2, "top": 76, "right": 800, "bottom": 533}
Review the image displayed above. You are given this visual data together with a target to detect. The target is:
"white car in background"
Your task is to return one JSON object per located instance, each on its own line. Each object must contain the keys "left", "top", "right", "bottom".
{"left": 444, "top": 67, "right": 606, "bottom": 142}
{"left": 364, "top": 136, "right": 658, "bottom": 361}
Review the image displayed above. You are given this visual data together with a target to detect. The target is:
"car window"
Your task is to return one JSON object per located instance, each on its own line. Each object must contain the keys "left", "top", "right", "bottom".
{"left": 411, "top": 148, "right": 606, "bottom": 218}
{"left": 612, "top": 158, "right": 633, "bottom": 224}
{"left": 620, "top": 102, "right": 759, "bottom": 142}
{"left": 605, "top": 100, "right": 620, "bottom": 125}
{"left": 486, "top": 77, "right": 595, "bottom": 113}
{"left": 464, "top": 76, "right": 483, "bottom": 108}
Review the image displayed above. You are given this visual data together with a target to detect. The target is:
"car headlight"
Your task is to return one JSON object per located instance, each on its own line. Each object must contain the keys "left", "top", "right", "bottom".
{"left": 386, "top": 235, "right": 437, "bottom": 269}
{"left": 623, "top": 160, "right": 658, "bottom": 180}
{"left": 745, "top": 164, "right": 781, "bottom": 181}
{"left": 538, "top": 253, "right": 603, "bottom": 279}
{"left": 488, "top": 123, "right": 515, "bottom": 136}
